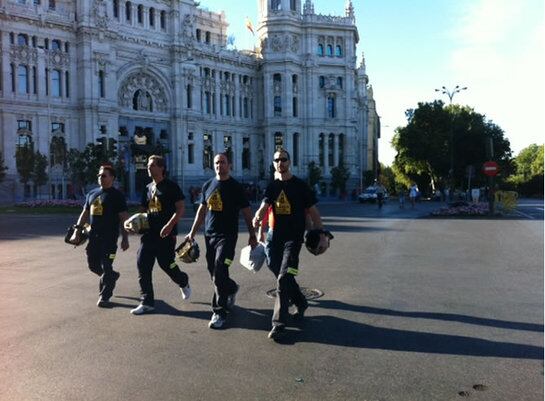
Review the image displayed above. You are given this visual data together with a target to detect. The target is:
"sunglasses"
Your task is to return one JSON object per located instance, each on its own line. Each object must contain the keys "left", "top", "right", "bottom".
{"left": 273, "top": 157, "right": 288, "bottom": 163}
{"left": 97, "top": 174, "right": 109, "bottom": 178}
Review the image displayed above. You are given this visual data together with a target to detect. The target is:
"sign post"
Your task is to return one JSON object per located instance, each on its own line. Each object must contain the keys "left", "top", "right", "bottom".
{"left": 483, "top": 159, "right": 499, "bottom": 215}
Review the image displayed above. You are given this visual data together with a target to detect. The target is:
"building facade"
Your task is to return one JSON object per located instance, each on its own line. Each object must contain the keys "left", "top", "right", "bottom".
{"left": 0, "top": 0, "right": 379, "bottom": 201}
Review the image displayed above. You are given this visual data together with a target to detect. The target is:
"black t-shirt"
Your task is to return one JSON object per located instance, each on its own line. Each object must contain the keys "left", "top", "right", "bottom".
{"left": 263, "top": 176, "right": 317, "bottom": 241}
{"left": 85, "top": 186, "right": 127, "bottom": 241}
{"left": 200, "top": 177, "right": 250, "bottom": 238}
{"left": 141, "top": 178, "right": 185, "bottom": 236}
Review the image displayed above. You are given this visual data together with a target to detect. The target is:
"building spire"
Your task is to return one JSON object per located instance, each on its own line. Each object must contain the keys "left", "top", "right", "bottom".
{"left": 345, "top": 0, "right": 354, "bottom": 19}
{"left": 303, "top": 0, "right": 314, "bottom": 15}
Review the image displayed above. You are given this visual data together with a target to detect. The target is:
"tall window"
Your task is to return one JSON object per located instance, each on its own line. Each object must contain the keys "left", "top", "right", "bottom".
{"left": 160, "top": 11, "right": 166, "bottom": 29}
{"left": 10, "top": 64, "right": 16, "bottom": 92}
{"left": 317, "top": 44, "right": 324, "bottom": 56}
{"left": 187, "top": 132, "right": 194, "bottom": 164}
{"left": 335, "top": 45, "right": 343, "bottom": 57}
{"left": 292, "top": 97, "right": 298, "bottom": 117}
{"left": 225, "top": 94, "right": 230, "bottom": 116}
{"left": 196, "top": 29, "right": 201, "bottom": 42}
{"left": 205, "top": 91, "right": 211, "bottom": 114}
{"left": 125, "top": 2, "right": 131, "bottom": 22}
{"left": 65, "top": 71, "right": 70, "bottom": 97}
{"left": 51, "top": 39, "right": 61, "bottom": 50}
{"left": 17, "top": 34, "right": 28, "bottom": 46}
{"left": 205, "top": 31, "right": 211, "bottom": 44}
{"left": 338, "top": 134, "right": 345, "bottom": 165}
{"left": 203, "top": 133, "right": 213, "bottom": 169}
{"left": 49, "top": 0, "right": 55, "bottom": 10}
{"left": 223, "top": 136, "right": 233, "bottom": 165}
{"left": 137, "top": 5, "right": 143, "bottom": 24}
{"left": 45, "top": 68, "right": 49, "bottom": 95}
{"left": 98, "top": 70, "right": 105, "bottom": 98}
{"left": 17, "top": 65, "right": 29, "bottom": 94}
{"left": 319, "top": 133, "right": 324, "bottom": 166}
{"left": 293, "top": 133, "right": 299, "bottom": 166}
{"left": 337, "top": 77, "right": 343, "bottom": 89}
{"left": 64, "top": 42, "right": 69, "bottom": 52}
{"left": 274, "top": 132, "right": 283, "bottom": 151}
{"left": 242, "top": 137, "right": 250, "bottom": 169}
{"left": 290, "top": 0, "right": 296, "bottom": 11}
{"left": 327, "top": 95, "right": 336, "bottom": 118}
{"left": 328, "top": 134, "right": 334, "bottom": 166}
{"left": 186, "top": 84, "right": 192, "bottom": 108}
{"left": 273, "top": 73, "right": 281, "bottom": 84}
{"left": 274, "top": 96, "right": 282, "bottom": 116}
{"left": 243, "top": 97, "right": 249, "bottom": 118}
{"left": 327, "top": 44, "right": 333, "bottom": 56}
{"left": 51, "top": 69, "right": 61, "bottom": 96}
{"left": 33, "top": 66, "right": 37, "bottom": 94}
{"left": 113, "top": 0, "right": 119, "bottom": 19}
{"left": 149, "top": 8, "right": 155, "bottom": 26}
{"left": 319, "top": 76, "right": 325, "bottom": 88}
{"left": 271, "top": 0, "right": 281, "bottom": 10}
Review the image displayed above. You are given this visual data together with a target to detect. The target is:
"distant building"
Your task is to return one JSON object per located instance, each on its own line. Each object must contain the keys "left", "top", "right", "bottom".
{"left": 0, "top": 0, "right": 380, "bottom": 201}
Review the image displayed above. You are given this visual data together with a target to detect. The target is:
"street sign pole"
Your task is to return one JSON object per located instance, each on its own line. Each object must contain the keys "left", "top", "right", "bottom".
{"left": 485, "top": 139, "right": 495, "bottom": 215}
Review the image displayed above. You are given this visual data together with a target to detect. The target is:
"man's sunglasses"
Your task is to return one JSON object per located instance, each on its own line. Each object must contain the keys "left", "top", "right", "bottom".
{"left": 273, "top": 157, "right": 288, "bottom": 163}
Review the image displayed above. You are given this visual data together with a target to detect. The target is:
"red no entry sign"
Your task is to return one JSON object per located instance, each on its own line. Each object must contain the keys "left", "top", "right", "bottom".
{"left": 483, "top": 161, "right": 499, "bottom": 176}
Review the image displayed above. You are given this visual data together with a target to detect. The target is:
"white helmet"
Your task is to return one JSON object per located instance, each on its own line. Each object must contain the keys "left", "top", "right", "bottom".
{"left": 124, "top": 213, "right": 150, "bottom": 234}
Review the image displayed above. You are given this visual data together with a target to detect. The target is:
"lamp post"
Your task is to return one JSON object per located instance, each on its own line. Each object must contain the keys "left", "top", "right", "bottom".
{"left": 434, "top": 85, "right": 468, "bottom": 198}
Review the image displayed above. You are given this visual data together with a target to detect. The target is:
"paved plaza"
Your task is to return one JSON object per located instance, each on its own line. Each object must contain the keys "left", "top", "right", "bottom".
{"left": 0, "top": 200, "right": 543, "bottom": 401}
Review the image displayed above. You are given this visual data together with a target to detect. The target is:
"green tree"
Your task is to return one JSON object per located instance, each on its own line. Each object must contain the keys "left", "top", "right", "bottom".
{"left": 32, "top": 151, "right": 49, "bottom": 194}
{"left": 307, "top": 161, "right": 322, "bottom": 188}
{"left": 392, "top": 100, "right": 512, "bottom": 192}
{"left": 330, "top": 163, "right": 350, "bottom": 195}
{"left": 66, "top": 148, "right": 87, "bottom": 196}
{"left": 0, "top": 152, "right": 8, "bottom": 183}
{"left": 15, "top": 145, "right": 35, "bottom": 189}
{"left": 531, "top": 145, "right": 544, "bottom": 177}
{"left": 378, "top": 164, "right": 396, "bottom": 194}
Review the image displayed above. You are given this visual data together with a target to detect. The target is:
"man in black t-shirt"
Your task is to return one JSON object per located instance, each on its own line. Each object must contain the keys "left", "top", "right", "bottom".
{"left": 185, "top": 153, "right": 257, "bottom": 329}
{"left": 253, "top": 149, "right": 329, "bottom": 340}
{"left": 127, "top": 155, "right": 191, "bottom": 315}
{"left": 72, "top": 164, "right": 129, "bottom": 307}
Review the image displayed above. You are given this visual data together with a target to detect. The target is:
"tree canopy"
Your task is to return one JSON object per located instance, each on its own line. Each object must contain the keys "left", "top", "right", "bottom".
{"left": 392, "top": 100, "right": 512, "bottom": 192}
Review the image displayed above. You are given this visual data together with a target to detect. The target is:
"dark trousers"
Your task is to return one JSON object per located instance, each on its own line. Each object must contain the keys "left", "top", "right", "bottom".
{"left": 86, "top": 238, "right": 118, "bottom": 300}
{"left": 205, "top": 236, "right": 238, "bottom": 318}
{"left": 136, "top": 233, "right": 189, "bottom": 307}
{"left": 268, "top": 239, "right": 306, "bottom": 327}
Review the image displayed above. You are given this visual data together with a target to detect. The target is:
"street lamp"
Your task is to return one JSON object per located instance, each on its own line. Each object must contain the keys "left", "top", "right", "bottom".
{"left": 434, "top": 85, "right": 468, "bottom": 198}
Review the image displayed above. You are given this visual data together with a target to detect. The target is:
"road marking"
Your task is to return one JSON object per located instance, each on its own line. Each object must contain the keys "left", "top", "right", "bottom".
{"left": 514, "top": 209, "right": 535, "bottom": 219}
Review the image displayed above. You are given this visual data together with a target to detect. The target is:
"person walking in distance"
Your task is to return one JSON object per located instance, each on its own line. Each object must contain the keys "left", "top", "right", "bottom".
{"left": 409, "top": 182, "right": 419, "bottom": 209}
{"left": 253, "top": 149, "right": 328, "bottom": 340}
{"left": 128, "top": 155, "right": 191, "bottom": 315}
{"left": 71, "top": 164, "right": 129, "bottom": 307}
{"left": 185, "top": 153, "right": 257, "bottom": 329}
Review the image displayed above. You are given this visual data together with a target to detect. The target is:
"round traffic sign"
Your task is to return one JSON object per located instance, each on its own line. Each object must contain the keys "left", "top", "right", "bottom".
{"left": 483, "top": 161, "right": 499, "bottom": 176}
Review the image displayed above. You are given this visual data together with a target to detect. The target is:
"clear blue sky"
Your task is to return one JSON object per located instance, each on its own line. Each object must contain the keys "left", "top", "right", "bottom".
{"left": 199, "top": 0, "right": 545, "bottom": 165}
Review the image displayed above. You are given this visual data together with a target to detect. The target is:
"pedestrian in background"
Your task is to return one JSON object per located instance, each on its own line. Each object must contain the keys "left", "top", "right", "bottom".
{"left": 72, "top": 164, "right": 129, "bottom": 307}
{"left": 128, "top": 155, "right": 191, "bottom": 315}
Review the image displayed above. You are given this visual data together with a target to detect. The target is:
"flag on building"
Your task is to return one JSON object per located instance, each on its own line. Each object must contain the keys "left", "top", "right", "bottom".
{"left": 245, "top": 17, "right": 254, "bottom": 35}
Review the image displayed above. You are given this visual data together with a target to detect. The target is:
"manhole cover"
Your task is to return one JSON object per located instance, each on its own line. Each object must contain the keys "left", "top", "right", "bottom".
{"left": 266, "top": 287, "right": 324, "bottom": 300}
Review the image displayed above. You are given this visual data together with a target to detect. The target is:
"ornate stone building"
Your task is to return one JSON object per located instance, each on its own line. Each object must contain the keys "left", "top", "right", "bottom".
{"left": 0, "top": 0, "right": 379, "bottom": 201}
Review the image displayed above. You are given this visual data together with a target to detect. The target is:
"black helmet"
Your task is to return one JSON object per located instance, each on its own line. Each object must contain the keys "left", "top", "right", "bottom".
{"left": 176, "top": 238, "right": 200, "bottom": 263}
{"left": 305, "top": 229, "right": 334, "bottom": 255}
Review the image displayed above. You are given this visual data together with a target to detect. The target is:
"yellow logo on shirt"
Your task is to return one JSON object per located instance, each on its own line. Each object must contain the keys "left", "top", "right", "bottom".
{"left": 90, "top": 197, "right": 103, "bottom": 216}
{"left": 275, "top": 190, "right": 291, "bottom": 215}
{"left": 207, "top": 189, "right": 223, "bottom": 212}
{"left": 148, "top": 195, "right": 162, "bottom": 213}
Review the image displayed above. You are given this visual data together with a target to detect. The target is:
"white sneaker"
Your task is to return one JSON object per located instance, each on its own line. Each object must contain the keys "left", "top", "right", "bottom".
{"left": 180, "top": 284, "right": 191, "bottom": 300}
{"left": 130, "top": 304, "right": 155, "bottom": 315}
{"left": 208, "top": 313, "right": 226, "bottom": 329}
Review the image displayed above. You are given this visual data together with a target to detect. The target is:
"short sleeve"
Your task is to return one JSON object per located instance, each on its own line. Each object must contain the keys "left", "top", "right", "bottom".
{"left": 263, "top": 182, "right": 274, "bottom": 205}
{"left": 172, "top": 183, "right": 185, "bottom": 202}
{"left": 237, "top": 182, "right": 250, "bottom": 209}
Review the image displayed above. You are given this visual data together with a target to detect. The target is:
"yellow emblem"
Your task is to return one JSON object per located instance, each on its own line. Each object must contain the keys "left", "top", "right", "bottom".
{"left": 207, "top": 189, "right": 223, "bottom": 212}
{"left": 275, "top": 190, "right": 291, "bottom": 215}
{"left": 148, "top": 195, "right": 162, "bottom": 213}
{"left": 90, "top": 197, "right": 103, "bottom": 216}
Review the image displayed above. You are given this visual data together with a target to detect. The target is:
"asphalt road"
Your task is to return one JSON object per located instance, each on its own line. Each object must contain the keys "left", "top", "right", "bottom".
{"left": 0, "top": 200, "right": 542, "bottom": 401}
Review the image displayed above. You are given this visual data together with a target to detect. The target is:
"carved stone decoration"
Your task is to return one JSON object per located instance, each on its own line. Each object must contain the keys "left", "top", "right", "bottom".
{"left": 10, "top": 46, "right": 38, "bottom": 65}
{"left": 49, "top": 50, "right": 69, "bottom": 69}
{"left": 92, "top": 0, "right": 110, "bottom": 29}
{"left": 118, "top": 72, "right": 169, "bottom": 113}
{"left": 270, "top": 35, "right": 284, "bottom": 52}
{"left": 290, "top": 35, "right": 300, "bottom": 53}
{"left": 94, "top": 52, "right": 109, "bottom": 74}
{"left": 182, "top": 14, "right": 194, "bottom": 40}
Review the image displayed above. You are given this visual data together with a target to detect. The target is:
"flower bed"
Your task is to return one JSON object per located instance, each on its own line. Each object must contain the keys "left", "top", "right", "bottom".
{"left": 15, "top": 199, "right": 84, "bottom": 208}
{"left": 431, "top": 202, "right": 489, "bottom": 217}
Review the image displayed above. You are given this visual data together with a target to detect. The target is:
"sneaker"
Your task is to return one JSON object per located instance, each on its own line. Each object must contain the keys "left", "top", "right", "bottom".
{"left": 96, "top": 297, "right": 110, "bottom": 308}
{"left": 291, "top": 299, "right": 308, "bottom": 321}
{"left": 208, "top": 313, "right": 226, "bottom": 329}
{"left": 226, "top": 284, "right": 240, "bottom": 309}
{"left": 268, "top": 325, "right": 286, "bottom": 340}
{"left": 130, "top": 304, "right": 155, "bottom": 315}
{"left": 180, "top": 284, "right": 191, "bottom": 300}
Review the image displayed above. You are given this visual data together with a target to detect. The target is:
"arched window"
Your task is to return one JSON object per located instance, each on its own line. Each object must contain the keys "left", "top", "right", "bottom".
{"left": 328, "top": 134, "right": 334, "bottom": 166}
{"left": 317, "top": 44, "right": 324, "bottom": 56}
{"left": 335, "top": 45, "right": 343, "bottom": 57}
{"left": 51, "top": 69, "right": 61, "bottom": 97}
{"left": 125, "top": 2, "right": 131, "bottom": 21}
{"left": 319, "top": 133, "right": 324, "bottom": 166}
{"left": 326, "top": 44, "right": 333, "bottom": 56}
{"left": 133, "top": 90, "right": 153, "bottom": 111}
{"left": 137, "top": 5, "right": 143, "bottom": 24}
{"left": 290, "top": 0, "right": 296, "bottom": 11}
{"left": 17, "top": 34, "right": 28, "bottom": 46}
{"left": 149, "top": 8, "right": 155, "bottom": 26}
{"left": 274, "top": 96, "right": 282, "bottom": 116}
{"left": 273, "top": 73, "right": 281, "bottom": 83}
{"left": 160, "top": 10, "right": 166, "bottom": 29}
{"left": 338, "top": 134, "right": 345, "bottom": 165}
{"left": 51, "top": 39, "right": 61, "bottom": 50}
{"left": 18, "top": 65, "right": 29, "bottom": 94}
{"left": 271, "top": 0, "right": 281, "bottom": 11}
{"left": 205, "top": 31, "right": 211, "bottom": 44}
{"left": 113, "top": 0, "right": 119, "bottom": 19}
{"left": 196, "top": 29, "right": 201, "bottom": 41}
{"left": 337, "top": 77, "right": 343, "bottom": 89}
